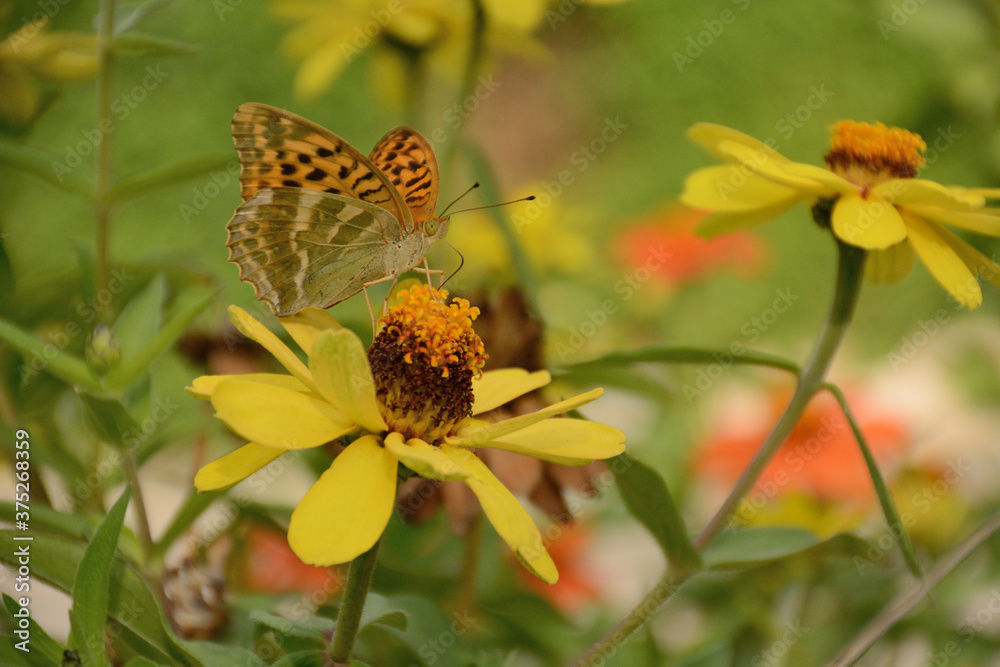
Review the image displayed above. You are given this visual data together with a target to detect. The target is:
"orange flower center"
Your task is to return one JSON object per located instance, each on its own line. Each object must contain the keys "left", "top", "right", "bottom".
{"left": 367, "top": 285, "right": 487, "bottom": 442}
{"left": 824, "top": 121, "right": 926, "bottom": 190}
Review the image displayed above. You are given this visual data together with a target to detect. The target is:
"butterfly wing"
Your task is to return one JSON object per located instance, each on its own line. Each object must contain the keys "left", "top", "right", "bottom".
{"left": 227, "top": 188, "right": 415, "bottom": 316}
{"left": 368, "top": 127, "right": 440, "bottom": 231}
{"left": 232, "top": 103, "right": 411, "bottom": 227}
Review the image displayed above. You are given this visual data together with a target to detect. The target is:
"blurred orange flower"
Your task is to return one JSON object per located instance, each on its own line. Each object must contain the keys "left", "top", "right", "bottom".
{"left": 694, "top": 387, "right": 909, "bottom": 508}
{"left": 616, "top": 206, "right": 766, "bottom": 285}
{"left": 519, "top": 523, "right": 600, "bottom": 613}
{"left": 234, "top": 523, "right": 341, "bottom": 596}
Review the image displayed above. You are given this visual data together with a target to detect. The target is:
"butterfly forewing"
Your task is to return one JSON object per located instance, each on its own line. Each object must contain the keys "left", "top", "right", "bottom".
{"left": 232, "top": 103, "right": 410, "bottom": 225}
{"left": 369, "top": 127, "right": 440, "bottom": 230}
{"left": 227, "top": 188, "right": 409, "bottom": 316}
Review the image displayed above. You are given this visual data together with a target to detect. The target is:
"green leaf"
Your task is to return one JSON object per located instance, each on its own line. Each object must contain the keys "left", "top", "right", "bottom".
{"left": 108, "top": 154, "right": 234, "bottom": 203}
{"left": 114, "top": 0, "right": 174, "bottom": 34}
{"left": 113, "top": 274, "right": 166, "bottom": 366}
{"left": 111, "top": 31, "right": 199, "bottom": 55}
{"left": 111, "top": 274, "right": 166, "bottom": 414}
{"left": 271, "top": 651, "right": 331, "bottom": 667}
{"left": 0, "top": 316, "right": 101, "bottom": 392}
{"left": 68, "top": 486, "right": 132, "bottom": 665}
{"left": 2, "top": 594, "right": 64, "bottom": 664}
{"left": 358, "top": 592, "right": 408, "bottom": 632}
{"left": 77, "top": 391, "right": 139, "bottom": 447}
{"left": 123, "top": 658, "right": 164, "bottom": 667}
{"left": 0, "top": 502, "right": 92, "bottom": 539}
{"left": 702, "top": 527, "right": 867, "bottom": 570}
{"left": 823, "top": 383, "right": 925, "bottom": 581}
{"left": 250, "top": 610, "right": 333, "bottom": 642}
{"left": 0, "top": 141, "right": 93, "bottom": 199}
{"left": 172, "top": 638, "right": 265, "bottom": 666}
{"left": 0, "top": 531, "right": 182, "bottom": 664}
{"left": 0, "top": 639, "right": 33, "bottom": 666}
{"left": 612, "top": 453, "right": 701, "bottom": 571}
{"left": 103, "top": 285, "right": 215, "bottom": 392}
{"left": 565, "top": 345, "right": 801, "bottom": 376}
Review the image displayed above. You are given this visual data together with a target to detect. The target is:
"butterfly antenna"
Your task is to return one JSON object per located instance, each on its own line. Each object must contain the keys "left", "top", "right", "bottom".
{"left": 439, "top": 238, "right": 465, "bottom": 290}
{"left": 440, "top": 182, "right": 481, "bottom": 216}
{"left": 447, "top": 195, "right": 536, "bottom": 217}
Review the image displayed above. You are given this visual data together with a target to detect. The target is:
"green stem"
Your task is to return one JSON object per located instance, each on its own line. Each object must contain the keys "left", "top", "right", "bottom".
{"left": 694, "top": 240, "right": 866, "bottom": 549}
{"left": 827, "top": 508, "right": 1000, "bottom": 666}
{"left": 122, "top": 451, "right": 153, "bottom": 553}
{"left": 571, "top": 570, "right": 689, "bottom": 667}
{"left": 94, "top": 0, "right": 116, "bottom": 314}
{"left": 573, "top": 241, "right": 866, "bottom": 666}
{"left": 330, "top": 538, "right": 382, "bottom": 665}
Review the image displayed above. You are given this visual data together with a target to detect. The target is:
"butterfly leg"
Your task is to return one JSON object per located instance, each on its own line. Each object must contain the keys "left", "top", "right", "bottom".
{"left": 362, "top": 273, "right": 402, "bottom": 333}
{"left": 413, "top": 258, "right": 445, "bottom": 301}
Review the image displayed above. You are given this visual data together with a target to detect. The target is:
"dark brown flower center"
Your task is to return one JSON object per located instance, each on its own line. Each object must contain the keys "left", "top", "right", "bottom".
{"left": 367, "top": 285, "right": 486, "bottom": 442}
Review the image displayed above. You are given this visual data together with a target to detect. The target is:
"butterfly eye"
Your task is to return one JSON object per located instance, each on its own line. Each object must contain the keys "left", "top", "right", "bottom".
{"left": 425, "top": 219, "right": 439, "bottom": 235}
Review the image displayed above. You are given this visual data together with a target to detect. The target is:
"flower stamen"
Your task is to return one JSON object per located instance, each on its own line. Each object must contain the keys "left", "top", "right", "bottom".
{"left": 824, "top": 121, "right": 926, "bottom": 188}
{"left": 367, "top": 285, "right": 487, "bottom": 441}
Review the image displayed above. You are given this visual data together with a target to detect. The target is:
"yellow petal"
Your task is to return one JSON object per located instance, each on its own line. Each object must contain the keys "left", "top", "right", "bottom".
{"left": 383, "top": 432, "right": 470, "bottom": 480}
{"left": 831, "top": 194, "right": 908, "bottom": 249}
{"left": 695, "top": 200, "right": 799, "bottom": 237}
{"left": 865, "top": 242, "right": 915, "bottom": 285}
{"left": 905, "top": 205, "right": 1000, "bottom": 237}
{"left": 212, "top": 378, "right": 355, "bottom": 449}
{"left": 876, "top": 179, "right": 968, "bottom": 207}
{"left": 715, "top": 140, "right": 832, "bottom": 196}
{"left": 905, "top": 215, "right": 981, "bottom": 308}
{"left": 310, "top": 329, "right": 387, "bottom": 433}
{"left": 472, "top": 369, "right": 551, "bottom": 415}
{"left": 279, "top": 308, "right": 341, "bottom": 357}
{"left": 194, "top": 443, "right": 285, "bottom": 491}
{"left": 447, "top": 388, "right": 604, "bottom": 447}
{"left": 777, "top": 162, "right": 854, "bottom": 195}
{"left": 441, "top": 446, "right": 557, "bottom": 583}
{"left": 681, "top": 166, "right": 802, "bottom": 212}
{"left": 228, "top": 305, "right": 315, "bottom": 389}
{"left": 288, "top": 435, "right": 397, "bottom": 565}
{"left": 481, "top": 418, "right": 626, "bottom": 465}
{"left": 687, "top": 123, "right": 790, "bottom": 164}
{"left": 948, "top": 187, "right": 1000, "bottom": 206}
{"left": 294, "top": 39, "right": 352, "bottom": 100}
{"left": 187, "top": 373, "right": 308, "bottom": 400}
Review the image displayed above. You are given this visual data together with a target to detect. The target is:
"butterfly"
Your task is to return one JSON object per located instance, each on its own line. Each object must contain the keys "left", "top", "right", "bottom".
{"left": 227, "top": 102, "right": 450, "bottom": 316}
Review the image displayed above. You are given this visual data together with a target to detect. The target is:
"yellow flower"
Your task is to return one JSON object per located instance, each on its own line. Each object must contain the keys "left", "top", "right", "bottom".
{"left": 0, "top": 16, "right": 97, "bottom": 127}
{"left": 445, "top": 183, "right": 598, "bottom": 286}
{"left": 681, "top": 121, "right": 1000, "bottom": 308}
{"left": 270, "top": 0, "right": 626, "bottom": 101}
{"left": 189, "top": 287, "right": 625, "bottom": 583}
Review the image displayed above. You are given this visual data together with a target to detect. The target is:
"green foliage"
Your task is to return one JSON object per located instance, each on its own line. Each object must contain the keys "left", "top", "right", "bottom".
{"left": 612, "top": 452, "right": 701, "bottom": 571}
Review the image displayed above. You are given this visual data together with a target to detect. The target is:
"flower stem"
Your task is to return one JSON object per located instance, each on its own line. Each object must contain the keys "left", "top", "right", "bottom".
{"left": 94, "top": 0, "right": 116, "bottom": 317}
{"left": 694, "top": 240, "right": 866, "bottom": 550}
{"left": 573, "top": 241, "right": 866, "bottom": 666}
{"left": 330, "top": 538, "right": 382, "bottom": 665}
{"left": 121, "top": 451, "right": 153, "bottom": 553}
{"left": 571, "top": 570, "right": 688, "bottom": 667}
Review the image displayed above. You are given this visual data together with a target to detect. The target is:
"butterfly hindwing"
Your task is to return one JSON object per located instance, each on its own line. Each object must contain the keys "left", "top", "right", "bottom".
{"left": 227, "top": 188, "right": 412, "bottom": 316}
{"left": 232, "top": 103, "right": 411, "bottom": 226}
{"left": 369, "top": 127, "right": 440, "bottom": 230}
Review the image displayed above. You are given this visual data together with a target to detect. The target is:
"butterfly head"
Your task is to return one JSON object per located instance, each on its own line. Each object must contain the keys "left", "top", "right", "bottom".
{"left": 424, "top": 215, "right": 451, "bottom": 242}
